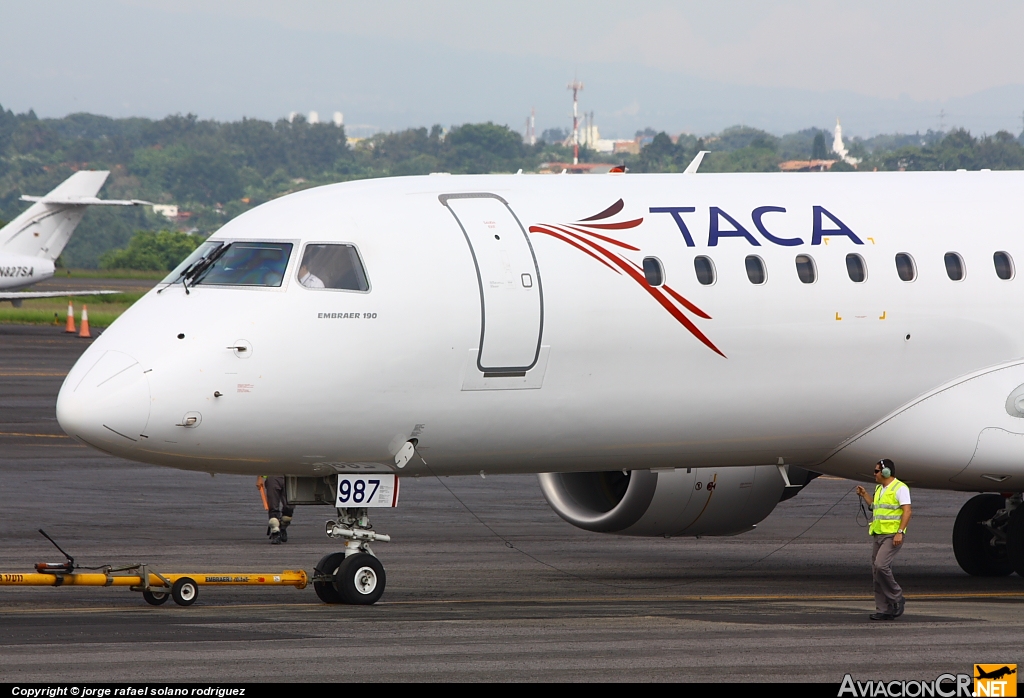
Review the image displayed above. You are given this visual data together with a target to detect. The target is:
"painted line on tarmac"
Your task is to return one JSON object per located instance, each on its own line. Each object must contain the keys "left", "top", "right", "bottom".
{"left": 0, "top": 372, "right": 69, "bottom": 377}
{"left": 0, "top": 432, "right": 70, "bottom": 438}
{"left": 383, "top": 592, "right": 1024, "bottom": 604}
{"left": 2, "top": 592, "right": 1023, "bottom": 615}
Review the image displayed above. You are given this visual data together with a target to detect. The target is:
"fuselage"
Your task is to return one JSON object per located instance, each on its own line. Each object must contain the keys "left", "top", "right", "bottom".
{"left": 55, "top": 171, "right": 1024, "bottom": 491}
{"left": 0, "top": 253, "right": 54, "bottom": 291}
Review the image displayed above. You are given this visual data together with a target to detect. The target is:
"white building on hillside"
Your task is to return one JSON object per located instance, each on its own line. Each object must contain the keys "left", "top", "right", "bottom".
{"left": 833, "top": 119, "right": 861, "bottom": 166}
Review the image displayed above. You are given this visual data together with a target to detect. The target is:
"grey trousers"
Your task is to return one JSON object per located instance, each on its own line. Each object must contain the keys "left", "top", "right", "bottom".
{"left": 871, "top": 534, "right": 904, "bottom": 612}
{"left": 265, "top": 476, "right": 294, "bottom": 522}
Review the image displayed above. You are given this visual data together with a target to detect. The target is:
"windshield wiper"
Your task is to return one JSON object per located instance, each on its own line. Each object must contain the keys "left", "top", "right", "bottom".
{"left": 156, "top": 242, "right": 225, "bottom": 295}
{"left": 184, "top": 242, "right": 232, "bottom": 289}
{"left": 157, "top": 260, "right": 200, "bottom": 295}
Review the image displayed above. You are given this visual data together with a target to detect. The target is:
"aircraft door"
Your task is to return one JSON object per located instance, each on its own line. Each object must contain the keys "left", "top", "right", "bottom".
{"left": 441, "top": 194, "right": 543, "bottom": 373}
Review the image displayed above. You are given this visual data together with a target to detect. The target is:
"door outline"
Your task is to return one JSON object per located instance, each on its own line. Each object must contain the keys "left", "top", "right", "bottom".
{"left": 440, "top": 193, "right": 544, "bottom": 374}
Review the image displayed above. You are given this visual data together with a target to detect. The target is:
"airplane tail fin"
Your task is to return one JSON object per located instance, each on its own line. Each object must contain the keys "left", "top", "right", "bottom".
{"left": 0, "top": 171, "right": 124, "bottom": 261}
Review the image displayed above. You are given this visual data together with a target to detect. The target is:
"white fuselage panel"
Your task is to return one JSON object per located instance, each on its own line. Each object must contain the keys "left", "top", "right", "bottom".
{"left": 54, "top": 172, "right": 1024, "bottom": 491}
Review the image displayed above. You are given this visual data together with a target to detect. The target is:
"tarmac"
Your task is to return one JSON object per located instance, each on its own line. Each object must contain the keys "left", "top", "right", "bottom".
{"left": 1, "top": 323, "right": 1022, "bottom": 682}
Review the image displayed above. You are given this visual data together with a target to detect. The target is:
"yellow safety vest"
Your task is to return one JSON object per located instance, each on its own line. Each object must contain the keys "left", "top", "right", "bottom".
{"left": 870, "top": 478, "right": 908, "bottom": 535}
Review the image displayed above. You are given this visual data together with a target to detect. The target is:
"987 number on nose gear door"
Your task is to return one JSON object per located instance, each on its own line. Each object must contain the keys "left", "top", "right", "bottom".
{"left": 335, "top": 474, "right": 399, "bottom": 507}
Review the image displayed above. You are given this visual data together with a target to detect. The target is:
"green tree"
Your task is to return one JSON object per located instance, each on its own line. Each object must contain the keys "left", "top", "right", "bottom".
{"left": 99, "top": 230, "right": 204, "bottom": 271}
{"left": 637, "top": 132, "right": 686, "bottom": 172}
{"left": 713, "top": 126, "right": 778, "bottom": 152}
{"left": 441, "top": 123, "right": 525, "bottom": 173}
{"left": 60, "top": 205, "right": 150, "bottom": 268}
{"left": 812, "top": 133, "right": 828, "bottom": 159}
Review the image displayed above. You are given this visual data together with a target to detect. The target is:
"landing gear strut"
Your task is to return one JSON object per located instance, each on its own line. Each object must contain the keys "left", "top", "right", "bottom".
{"left": 312, "top": 507, "right": 390, "bottom": 605}
{"left": 952, "top": 493, "right": 1022, "bottom": 576}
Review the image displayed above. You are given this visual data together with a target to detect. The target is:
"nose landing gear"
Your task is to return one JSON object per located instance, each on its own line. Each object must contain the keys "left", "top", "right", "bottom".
{"left": 312, "top": 507, "right": 390, "bottom": 605}
{"left": 952, "top": 493, "right": 1022, "bottom": 576}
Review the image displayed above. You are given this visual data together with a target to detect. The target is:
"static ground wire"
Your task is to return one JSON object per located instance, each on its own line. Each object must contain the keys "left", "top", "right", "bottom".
{"left": 857, "top": 497, "right": 871, "bottom": 528}
{"left": 420, "top": 451, "right": 858, "bottom": 591}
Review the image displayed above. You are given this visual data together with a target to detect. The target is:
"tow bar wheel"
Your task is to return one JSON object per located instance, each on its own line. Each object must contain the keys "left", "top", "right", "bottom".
{"left": 142, "top": 589, "right": 170, "bottom": 606}
{"left": 171, "top": 577, "right": 199, "bottom": 606}
{"left": 334, "top": 553, "right": 385, "bottom": 605}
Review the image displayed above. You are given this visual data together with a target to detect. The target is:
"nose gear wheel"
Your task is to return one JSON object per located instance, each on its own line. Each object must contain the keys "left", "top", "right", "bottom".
{"left": 313, "top": 507, "right": 390, "bottom": 605}
{"left": 312, "top": 552, "right": 346, "bottom": 604}
{"left": 333, "top": 553, "right": 385, "bottom": 605}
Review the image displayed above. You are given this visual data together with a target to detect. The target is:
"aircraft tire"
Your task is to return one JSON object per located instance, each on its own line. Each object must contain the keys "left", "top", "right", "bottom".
{"left": 142, "top": 589, "right": 170, "bottom": 606}
{"left": 1006, "top": 505, "right": 1024, "bottom": 577}
{"left": 952, "top": 494, "right": 1013, "bottom": 577}
{"left": 171, "top": 577, "right": 199, "bottom": 606}
{"left": 333, "top": 553, "right": 385, "bottom": 605}
{"left": 313, "top": 552, "right": 346, "bottom": 604}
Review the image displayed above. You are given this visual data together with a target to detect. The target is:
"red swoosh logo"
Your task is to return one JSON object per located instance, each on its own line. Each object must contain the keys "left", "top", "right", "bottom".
{"left": 530, "top": 199, "right": 724, "bottom": 357}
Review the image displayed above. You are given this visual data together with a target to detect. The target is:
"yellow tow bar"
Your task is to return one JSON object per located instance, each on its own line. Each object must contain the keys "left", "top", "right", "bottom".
{"left": 0, "top": 565, "right": 308, "bottom": 607}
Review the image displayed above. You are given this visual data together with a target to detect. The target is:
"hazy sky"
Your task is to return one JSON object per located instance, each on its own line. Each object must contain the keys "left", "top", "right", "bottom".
{"left": 3, "top": 0, "right": 1024, "bottom": 137}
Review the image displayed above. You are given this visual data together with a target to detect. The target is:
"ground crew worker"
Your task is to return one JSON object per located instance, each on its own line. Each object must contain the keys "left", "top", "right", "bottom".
{"left": 856, "top": 458, "right": 912, "bottom": 621}
{"left": 260, "top": 476, "right": 294, "bottom": 544}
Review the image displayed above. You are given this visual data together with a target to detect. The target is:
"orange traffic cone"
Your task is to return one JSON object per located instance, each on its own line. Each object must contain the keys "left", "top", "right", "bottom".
{"left": 78, "top": 304, "right": 91, "bottom": 338}
{"left": 65, "top": 300, "right": 76, "bottom": 333}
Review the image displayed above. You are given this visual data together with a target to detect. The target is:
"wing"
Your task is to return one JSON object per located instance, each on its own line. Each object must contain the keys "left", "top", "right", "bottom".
{"left": 19, "top": 196, "right": 153, "bottom": 206}
{"left": 0, "top": 290, "right": 120, "bottom": 301}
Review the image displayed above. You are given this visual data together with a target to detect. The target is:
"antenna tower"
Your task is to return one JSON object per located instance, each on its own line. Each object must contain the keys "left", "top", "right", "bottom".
{"left": 568, "top": 78, "right": 584, "bottom": 165}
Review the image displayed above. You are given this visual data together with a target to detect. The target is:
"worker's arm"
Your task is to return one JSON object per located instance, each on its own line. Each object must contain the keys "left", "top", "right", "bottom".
{"left": 855, "top": 485, "right": 873, "bottom": 507}
{"left": 256, "top": 475, "right": 269, "bottom": 511}
{"left": 894, "top": 504, "right": 911, "bottom": 546}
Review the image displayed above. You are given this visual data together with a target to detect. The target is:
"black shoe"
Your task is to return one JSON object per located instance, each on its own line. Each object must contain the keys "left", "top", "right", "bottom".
{"left": 892, "top": 598, "right": 905, "bottom": 618}
{"left": 270, "top": 531, "right": 282, "bottom": 545}
{"left": 869, "top": 612, "right": 895, "bottom": 621}
{"left": 279, "top": 527, "right": 288, "bottom": 543}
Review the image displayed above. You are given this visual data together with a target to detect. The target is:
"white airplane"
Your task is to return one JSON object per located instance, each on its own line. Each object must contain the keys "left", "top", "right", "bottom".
{"left": 54, "top": 168, "right": 1024, "bottom": 605}
{"left": 0, "top": 171, "right": 150, "bottom": 304}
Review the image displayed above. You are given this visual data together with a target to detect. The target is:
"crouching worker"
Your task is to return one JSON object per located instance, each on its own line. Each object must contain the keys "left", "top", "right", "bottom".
{"left": 257, "top": 475, "right": 294, "bottom": 544}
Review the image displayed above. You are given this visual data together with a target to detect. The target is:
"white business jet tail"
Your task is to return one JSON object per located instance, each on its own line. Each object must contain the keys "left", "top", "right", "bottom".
{"left": 0, "top": 171, "right": 150, "bottom": 261}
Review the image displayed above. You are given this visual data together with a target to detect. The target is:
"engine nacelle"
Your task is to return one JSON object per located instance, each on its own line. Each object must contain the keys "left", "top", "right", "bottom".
{"left": 538, "top": 465, "right": 815, "bottom": 537}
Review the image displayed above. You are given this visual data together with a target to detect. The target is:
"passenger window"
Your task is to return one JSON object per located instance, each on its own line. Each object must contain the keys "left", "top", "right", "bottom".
{"left": 944, "top": 252, "right": 965, "bottom": 281}
{"left": 795, "top": 254, "right": 817, "bottom": 284}
{"left": 846, "top": 253, "right": 867, "bottom": 283}
{"left": 642, "top": 257, "right": 664, "bottom": 287}
{"left": 745, "top": 255, "right": 766, "bottom": 285}
{"left": 994, "top": 251, "right": 1014, "bottom": 280}
{"left": 693, "top": 256, "right": 716, "bottom": 286}
{"left": 895, "top": 253, "right": 917, "bottom": 282}
{"left": 193, "top": 242, "right": 293, "bottom": 287}
{"left": 298, "top": 244, "right": 370, "bottom": 291}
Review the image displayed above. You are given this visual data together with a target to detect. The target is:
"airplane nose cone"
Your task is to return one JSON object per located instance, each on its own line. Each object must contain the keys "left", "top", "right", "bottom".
{"left": 57, "top": 350, "right": 151, "bottom": 449}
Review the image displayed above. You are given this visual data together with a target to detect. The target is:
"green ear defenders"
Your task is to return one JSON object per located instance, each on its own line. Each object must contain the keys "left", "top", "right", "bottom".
{"left": 877, "top": 459, "right": 895, "bottom": 478}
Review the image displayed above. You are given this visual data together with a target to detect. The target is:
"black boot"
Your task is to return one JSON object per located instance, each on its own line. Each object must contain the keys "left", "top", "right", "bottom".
{"left": 270, "top": 531, "right": 282, "bottom": 545}
{"left": 892, "top": 598, "right": 905, "bottom": 618}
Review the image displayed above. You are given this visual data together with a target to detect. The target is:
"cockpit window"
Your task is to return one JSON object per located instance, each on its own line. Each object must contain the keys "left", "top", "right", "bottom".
{"left": 297, "top": 244, "right": 370, "bottom": 291}
{"left": 161, "top": 241, "right": 223, "bottom": 284}
{"left": 192, "top": 242, "right": 293, "bottom": 287}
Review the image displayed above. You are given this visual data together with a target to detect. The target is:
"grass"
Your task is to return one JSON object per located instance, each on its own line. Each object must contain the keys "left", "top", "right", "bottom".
{"left": 3, "top": 269, "right": 162, "bottom": 328}
{"left": 0, "top": 293, "right": 145, "bottom": 328}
